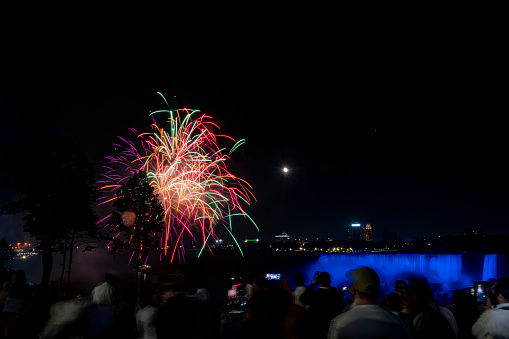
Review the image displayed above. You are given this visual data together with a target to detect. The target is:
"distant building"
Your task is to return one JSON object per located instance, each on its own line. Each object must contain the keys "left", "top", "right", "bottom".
{"left": 364, "top": 224, "right": 373, "bottom": 242}
{"left": 348, "top": 223, "right": 373, "bottom": 242}
{"left": 464, "top": 228, "right": 487, "bottom": 237}
{"left": 348, "top": 223, "right": 362, "bottom": 241}
{"left": 382, "top": 229, "right": 398, "bottom": 242}
{"left": 275, "top": 232, "right": 292, "bottom": 242}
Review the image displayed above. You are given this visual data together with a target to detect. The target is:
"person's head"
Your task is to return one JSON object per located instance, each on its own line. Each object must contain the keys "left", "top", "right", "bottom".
{"left": 139, "top": 281, "right": 159, "bottom": 308}
{"left": 182, "top": 257, "right": 209, "bottom": 290}
{"left": 247, "top": 274, "right": 256, "bottom": 285}
{"left": 253, "top": 276, "right": 269, "bottom": 290}
{"left": 317, "top": 271, "right": 331, "bottom": 287}
{"left": 382, "top": 292, "right": 402, "bottom": 312}
{"left": 293, "top": 272, "right": 305, "bottom": 287}
{"left": 401, "top": 285, "right": 417, "bottom": 308}
{"left": 155, "top": 283, "right": 182, "bottom": 304}
{"left": 105, "top": 273, "right": 115, "bottom": 284}
{"left": 493, "top": 277, "right": 509, "bottom": 304}
{"left": 248, "top": 288, "right": 285, "bottom": 322}
{"left": 395, "top": 280, "right": 407, "bottom": 294}
{"left": 409, "top": 278, "right": 434, "bottom": 309}
{"left": 346, "top": 266, "right": 380, "bottom": 303}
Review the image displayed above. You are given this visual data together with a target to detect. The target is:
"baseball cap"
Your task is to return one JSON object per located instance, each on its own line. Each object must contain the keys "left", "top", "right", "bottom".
{"left": 346, "top": 266, "right": 380, "bottom": 294}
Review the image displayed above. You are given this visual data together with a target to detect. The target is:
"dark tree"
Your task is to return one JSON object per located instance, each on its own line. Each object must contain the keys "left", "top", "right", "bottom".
{"left": 107, "top": 170, "right": 165, "bottom": 282}
{"left": 0, "top": 135, "right": 99, "bottom": 286}
{"left": 60, "top": 209, "right": 101, "bottom": 293}
{"left": 0, "top": 237, "right": 15, "bottom": 266}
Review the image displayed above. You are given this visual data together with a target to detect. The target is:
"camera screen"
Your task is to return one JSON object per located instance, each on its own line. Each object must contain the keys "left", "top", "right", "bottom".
{"left": 475, "top": 283, "right": 486, "bottom": 302}
{"left": 265, "top": 273, "right": 281, "bottom": 280}
{"left": 227, "top": 288, "right": 237, "bottom": 299}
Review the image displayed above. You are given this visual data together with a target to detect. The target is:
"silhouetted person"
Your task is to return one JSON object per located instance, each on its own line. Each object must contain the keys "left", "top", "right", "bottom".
{"left": 410, "top": 278, "right": 459, "bottom": 339}
{"left": 472, "top": 276, "right": 509, "bottom": 338}
{"left": 0, "top": 270, "right": 33, "bottom": 338}
{"left": 76, "top": 273, "right": 122, "bottom": 338}
{"left": 245, "top": 274, "right": 256, "bottom": 301}
{"left": 184, "top": 258, "right": 220, "bottom": 338}
{"left": 328, "top": 266, "right": 411, "bottom": 339}
{"left": 0, "top": 267, "right": 9, "bottom": 309}
{"left": 280, "top": 281, "right": 311, "bottom": 339}
{"left": 234, "top": 287, "right": 286, "bottom": 339}
{"left": 154, "top": 284, "right": 195, "bottom": 339}
{"left": 399, "top": 284, "right": 419, "bottom": 326}
{"left": 155, "top": 259, "right": 220, "bottom": 339}
{"left": 448, "top": 289, "right": 477, "bottom": 339}
{"left": 136, "top": 281, "right": 158, "bottom": 339}
{"left": 381, "top": 292, "right": 403, "bottom": 316}
{"left": 114, "top": 279, "right": 139, "bottom": 338}
{"left": 395, "top": 280, "right": 407, "bottom": 297}
{"left": 300, "top": 271, "right": 343, "bottom": 339}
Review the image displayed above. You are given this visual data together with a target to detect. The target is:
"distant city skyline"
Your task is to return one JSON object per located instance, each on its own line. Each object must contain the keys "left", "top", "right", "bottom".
{"left": 0, "top": 214, "right": 499, "bottom": 245}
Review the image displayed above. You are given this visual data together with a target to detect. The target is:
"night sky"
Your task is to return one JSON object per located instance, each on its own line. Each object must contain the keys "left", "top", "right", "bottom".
{"left": 1, "top": 16, "right": 507, "bottom": 244}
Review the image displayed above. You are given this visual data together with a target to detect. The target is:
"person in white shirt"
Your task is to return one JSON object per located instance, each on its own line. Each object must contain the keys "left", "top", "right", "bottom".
{"left": 91, "top": 273, "right": 115, "bottom": 305}
{"left": 328, "top": 266, "right": 411, "bottom": 339}
{"left": 136, "top": 281, "right": 158, "bottom": 339}
{"left": 292, "top": 272, "right": 306, "bottom": 306}
{"left": 472, "top": 277, "right": 509, "bottom": 339}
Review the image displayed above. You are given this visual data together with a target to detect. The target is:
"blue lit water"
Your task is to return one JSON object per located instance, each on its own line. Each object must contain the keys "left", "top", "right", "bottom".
{"left": 482, "top": 254, "right": 497, "bottom": 281}
{"left": 300, "top": 253, "right": 498, "bottom": 292}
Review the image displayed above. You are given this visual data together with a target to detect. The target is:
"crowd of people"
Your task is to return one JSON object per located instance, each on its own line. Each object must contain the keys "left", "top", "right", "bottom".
{"left": 0, "top": 262, "right": 508, "bottom": 339}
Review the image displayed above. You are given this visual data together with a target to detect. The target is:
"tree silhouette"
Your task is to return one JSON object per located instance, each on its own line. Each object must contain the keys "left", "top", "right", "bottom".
{"left": 0, "top": 237, "right": 15, "bottom": 266}
{"left": 0, "top": 135, "right": 99, "bottom": 286}
{"left": 107, "top": 170, "right": 165, "bottom": 281}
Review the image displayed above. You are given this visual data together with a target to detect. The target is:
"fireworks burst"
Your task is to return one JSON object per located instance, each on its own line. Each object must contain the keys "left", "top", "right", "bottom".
{"left": 99, "top": 92, "right": 258, "bottom": 261}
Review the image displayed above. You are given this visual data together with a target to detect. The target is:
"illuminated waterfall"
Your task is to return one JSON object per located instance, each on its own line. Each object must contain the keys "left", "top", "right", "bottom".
{"left": 303, "top": 253, "right": 498, "bottom": 291}
{"left": 482, "top": 254, "right": 498, "bottom": 281}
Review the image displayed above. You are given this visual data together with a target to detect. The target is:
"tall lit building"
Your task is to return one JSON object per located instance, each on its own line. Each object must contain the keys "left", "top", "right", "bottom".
{"left": 348, "top": 223, "right": 363, "bottom": 241}
{"left": 364, "top": 224, "right": 373, "bottom": 242}
{"left": 348, "top": 223, "right": 373, "bottom": 242}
